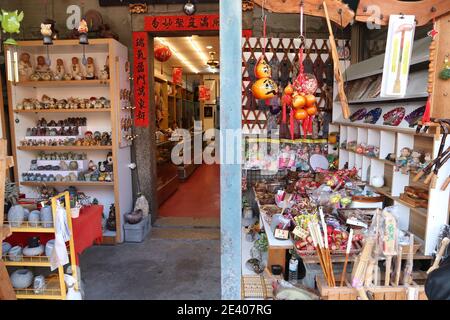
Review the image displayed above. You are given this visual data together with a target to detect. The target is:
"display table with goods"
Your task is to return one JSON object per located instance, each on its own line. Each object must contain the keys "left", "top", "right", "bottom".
{"left": 5, "top": 39, "right": 134, "bottom": 244}
{"left": 1, "top": 192, "right": 81, "bottom": 300}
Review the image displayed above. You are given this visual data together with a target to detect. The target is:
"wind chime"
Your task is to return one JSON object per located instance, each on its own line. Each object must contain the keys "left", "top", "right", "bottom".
{"left": 280, "top": 1, "right": 319, "bottom": 140}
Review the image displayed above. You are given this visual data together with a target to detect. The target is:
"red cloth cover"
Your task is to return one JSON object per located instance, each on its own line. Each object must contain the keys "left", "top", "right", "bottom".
{"left": 5, "top": 205, "right": 103, "bottom": 265}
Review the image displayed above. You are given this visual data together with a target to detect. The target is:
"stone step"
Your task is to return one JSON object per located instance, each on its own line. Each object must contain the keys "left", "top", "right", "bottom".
{"left": 150, "top": 227, "right": 220, "bottom": 240}
{"left": 154, "top": 217, "right": 220, "bottom": 229}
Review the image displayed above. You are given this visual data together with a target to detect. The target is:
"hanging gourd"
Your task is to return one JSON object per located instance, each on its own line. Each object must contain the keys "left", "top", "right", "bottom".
{"left": 251, "top": 6, "right": 278, "bottom": 102}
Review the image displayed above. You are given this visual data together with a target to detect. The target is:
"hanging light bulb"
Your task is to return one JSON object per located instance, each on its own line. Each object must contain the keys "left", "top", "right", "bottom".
{"left": 183, "top": 0, "right": 196, "bottom": 16}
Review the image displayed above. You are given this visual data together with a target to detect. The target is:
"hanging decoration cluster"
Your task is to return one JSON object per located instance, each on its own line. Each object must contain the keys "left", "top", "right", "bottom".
{"left": 281, "top": 1, "right": 318, "bottom": 140}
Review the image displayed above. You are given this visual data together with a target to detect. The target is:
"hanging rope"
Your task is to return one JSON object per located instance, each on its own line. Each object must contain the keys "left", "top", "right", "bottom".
{"left": 261, "top": 0, "right": 267, "bottom": 57}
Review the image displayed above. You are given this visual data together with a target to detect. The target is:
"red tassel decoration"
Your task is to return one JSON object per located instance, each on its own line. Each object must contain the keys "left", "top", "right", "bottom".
{"left": 290, "top": 109, "right": 295, "bottom": 140}
{"left": 422, "top": 97, "right": 431, "bottom": 123}
{"left": 282, "top": 102, "right": 287, "bottom": 123}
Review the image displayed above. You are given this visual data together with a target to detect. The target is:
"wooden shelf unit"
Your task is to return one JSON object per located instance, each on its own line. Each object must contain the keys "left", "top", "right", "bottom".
{"left": 21, "top": 181, "right": 114, "bottom": 187}
{"left": 334, "top": 37, "right": 450, "bottom": 255}
{"left": 1, "top": 192, "right": 78, "bottom": 300}
{"left": 5, "top": 39, "right": 133, "bottom": 244}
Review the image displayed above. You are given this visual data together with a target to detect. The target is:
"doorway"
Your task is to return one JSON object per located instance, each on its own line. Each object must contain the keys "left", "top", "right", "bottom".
{"left": 150, "top": 35, "right": 221, "bottom": 230}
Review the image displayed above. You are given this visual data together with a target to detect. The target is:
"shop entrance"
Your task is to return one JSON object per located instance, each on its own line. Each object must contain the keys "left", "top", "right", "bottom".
{"left": 152, "top": 36, "right": 220, "bottom": 221}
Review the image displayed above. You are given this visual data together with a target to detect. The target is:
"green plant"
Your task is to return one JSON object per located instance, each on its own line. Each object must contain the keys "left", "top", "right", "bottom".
{"left": 254, "top": 232, "right": 268, "bottom": 252}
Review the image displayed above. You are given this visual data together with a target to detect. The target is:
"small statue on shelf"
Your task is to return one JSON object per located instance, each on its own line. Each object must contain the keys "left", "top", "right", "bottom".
{"left": 422, "top": 152, "right": 432, "bottom": 169}
{"left": 98, "top": 55, "right": 109, "bottom": 80}
{"left": 395, "top": 147, "right": 412, "bottom": 174}
{"left": 70, "top": 57, "right": 83, "bottom": 80}
{"left": 53, "top": 58, "right": 66, "bottom": 80}
{"left": 85, "top": 57, "right": 96, "bottom": 80}
{"left": 31, "top": 55, "right": 52, "bottom": 81}
{"left": 409, "top": 151, "right": 422, "bottom": 172}
{"left": 18, "top": 52, "right": 33, "bottom": 81}
{"left": 40, "top": 23, "right": 53, "bottom": 45}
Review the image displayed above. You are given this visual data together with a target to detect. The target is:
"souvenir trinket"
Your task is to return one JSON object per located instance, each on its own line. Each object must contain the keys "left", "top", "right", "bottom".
{"left": 364, "top": 108, "right": 382, "bottom": 124}
{"left": 350, "top": 108, "right": 367, "bottom": 122}
{"left": 405, "top": 106, "right": 426, "bottom": 128}
{"left": 383, "top": 107, "right": 405, "bottom": 126}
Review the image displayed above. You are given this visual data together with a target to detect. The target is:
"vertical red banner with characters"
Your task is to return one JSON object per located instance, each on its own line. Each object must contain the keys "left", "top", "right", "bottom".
{"left": 133, "top": 32, "right": 149, "bottom": 127}
{"left": 172, "top": 67, "right": 183, "bottom": 85}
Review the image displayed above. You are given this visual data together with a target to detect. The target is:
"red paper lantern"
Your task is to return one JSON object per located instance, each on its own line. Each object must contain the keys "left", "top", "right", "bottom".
{"left": 154, "top": 44, "right": 172, "bottom": 62}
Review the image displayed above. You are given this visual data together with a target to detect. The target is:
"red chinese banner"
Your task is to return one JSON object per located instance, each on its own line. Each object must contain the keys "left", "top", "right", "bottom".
{"left": 199, "top": 85, "right": 211, "bottom": 101}
{"left": 133, "top": 32, "right": 149, "bottom": 127}
{"left": 144, "top": 14, "right": 219, "bottom": 32}
{"left": 172, "top": 67, "right": 183, "bottom": 85}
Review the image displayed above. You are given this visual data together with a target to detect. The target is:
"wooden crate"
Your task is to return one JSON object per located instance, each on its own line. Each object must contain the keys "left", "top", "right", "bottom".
{"left": 316, "top": 275, "right": 427, "bottom": 300}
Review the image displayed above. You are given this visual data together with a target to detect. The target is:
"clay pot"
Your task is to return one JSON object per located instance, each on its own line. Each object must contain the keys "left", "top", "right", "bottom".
{"left": 124, "top": 209, "right": 143, "bottom": 225}
{"left": 40, "top": 206, "right": 53, "bottom": 228}
{"left": 23, "top": 245, "right": 44, "bottom": 257}
{"left": 10, "top": 269, "right": 34, "bottom": 289}
{"left": 8, "top": 205, "right": 25, "bottom": 227}
{"left": 28, "top": 210, "right": 40, "bottom": 228}
{"left": 45, "top": 240, "right": 55, "bottom": 257}
{"left": 8, "top": 246, "right": 23, "bottom": 262}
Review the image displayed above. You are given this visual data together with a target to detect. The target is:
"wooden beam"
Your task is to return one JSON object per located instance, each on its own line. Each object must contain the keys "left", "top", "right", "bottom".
{"left": 356, "top": 0, "right": 450, "bottom": 27}
{"left": 253, "top": 0, "right": 355, "bottom": 27}
{"left": 220, "top": 0, "right": 242, "bottom": 300}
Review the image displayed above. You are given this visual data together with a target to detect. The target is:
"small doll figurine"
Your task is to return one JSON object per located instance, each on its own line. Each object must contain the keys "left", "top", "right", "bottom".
{"left": 41, "top": 23, "right": 53, "bottom": 45}
{"left": 422, "top": 152, "right": 432, "bottom": 169}
{"left": 18, "top": 52, "right": 33, "bottom": 81}
{"left": 247, "top": 143, "right": 263, "bottom": 168}
{"left": 313, "top": 144, "right": 322, "bottom": 154}
{"left": 35, "top": 55, "right": 50, "bottom": 72}
{"left": 85, "top": 57, "right": 96, "bottom": 79}
{"left": 99, "top": 55, "right": 109, "bottom": 80}
{"left": 409, "top": 151, "right": 422, "bottom": 171}
{"left": 54, "top": 58, "right": 66, "bottom": 80}
{"left": 396, "top": 147, "right": 412, "bottom": 174}
{"left": 70, "top": 57, "right": 83, "bottom": 80}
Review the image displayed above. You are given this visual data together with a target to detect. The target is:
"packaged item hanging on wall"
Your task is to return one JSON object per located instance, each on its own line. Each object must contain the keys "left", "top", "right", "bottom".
{"left": 380, "top": 15, "right": 416, "bottom": 98}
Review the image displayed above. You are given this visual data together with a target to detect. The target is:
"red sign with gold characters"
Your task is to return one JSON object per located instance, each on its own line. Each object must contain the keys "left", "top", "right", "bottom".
{"left": 172, "top": 67, "right": 183, "bottom": 85}
{"left": 132, "top": 32, "right": 149, "bottom": 127}
{"left": 144, "top": 14, "right": 219, "bottom": 32}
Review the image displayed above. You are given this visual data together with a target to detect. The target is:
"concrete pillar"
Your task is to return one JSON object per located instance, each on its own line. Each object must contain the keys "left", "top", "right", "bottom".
{"left": 220, "top": 0, "right": 242, "bottom": 300}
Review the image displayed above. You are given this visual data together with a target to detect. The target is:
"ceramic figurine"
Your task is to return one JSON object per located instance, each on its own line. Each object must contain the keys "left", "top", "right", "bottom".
{"left": 396, "top": 147, "right": 412, "bottom": 174}
{"left": 422, "top": 152, "right": 432, "bottom": 169}
{"left": 70, "top": 57, "right": 83, "bottom": 80}
{"left": 54, "top": 59, "right": 66, "bottom": 80}
{"left": 409, "top": 151, "right": 422, "bottom": 171}
{"left": 41, "top": 23, "right": 53, "bottom": 45}
{"left": 78, "top": 19, "right": 89, "bottom": 45}
{"left": 18, "top": 52, "right": 33, "bottom": 81}
{"left": 99, "top": 55, "right": 109, "bottom": 80}
{"left": 85, "top": 57, "right": 96, "bottom": 79}
{"left": 35, "top": 55, "right": 50, "bottom": 73}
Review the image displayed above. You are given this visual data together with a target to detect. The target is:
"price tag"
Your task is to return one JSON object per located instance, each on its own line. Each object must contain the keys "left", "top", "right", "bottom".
{"left": 292, "top": 226, "right": 309, "bottom": 239}
{"left": 274, "top": 229, "right": 289, "bottom": 240}
{"left": 346, "top": 217, "right": 367, "bottom": 229}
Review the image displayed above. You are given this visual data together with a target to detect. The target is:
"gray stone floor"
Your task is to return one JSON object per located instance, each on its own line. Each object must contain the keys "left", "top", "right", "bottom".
{"left": 79, "top": 236, "right": 221, "bottom": 300}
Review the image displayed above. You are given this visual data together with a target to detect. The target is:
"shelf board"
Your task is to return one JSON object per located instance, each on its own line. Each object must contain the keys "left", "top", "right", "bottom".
{"left": 21, "top": 181, "right": 114, "bottom": 187}
{"left": 14, "top": 275, "right": 63, "bottom": 300}
{"left": 6, "top": 223, "right": 55, "bottom": 233}
{"left": 14, "top": 109, "right": 111, "bottom": 114}
{"left": 348, "top": 93, "right": 428, "bottom": 105}
{"left": 18, "top": 146, "right": 112, "bottom": 151}
{"left": 374, "top": 187, "right": 427, "bottom": 218}
{"left": 2, "top": 256, "right": 51, "bottom": 267}
{"left": 333, "top": 121, "right": 436, "bottom": 137}
{"left": 13, "top": 80, "right": 110, "bottom": 87}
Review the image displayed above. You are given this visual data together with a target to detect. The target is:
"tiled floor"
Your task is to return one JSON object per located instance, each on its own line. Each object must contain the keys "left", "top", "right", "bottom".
{"left": 159, "top": 164, "right": 220, "bottom": 218}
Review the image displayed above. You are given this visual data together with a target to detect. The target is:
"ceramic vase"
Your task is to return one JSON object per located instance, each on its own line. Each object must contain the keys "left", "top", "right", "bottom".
{"left": 23, "top": 245, "right": 44, "bottom": 257}
{"left": 45, "top": 240, "right": 55, "bottom": 257}
{"left": 33, "top": 275, "right": 46, "bottom": 294}
{"left": 28, "top": 210, "right": 40, "bottom": 227}
{"left": 8, "top": 246, "right": 23, "bottom": 262}
{"left": 10, "top": 269, "right": 34, "bottom": 289}
{"left": 371, "top": 176, "right": 385, "bottom": 188}
{"left": 2, "top": 242, "right": 12, "bottom": 255}
{"left": 7, "top": 205, "right": 25, "bottom": 227}
{"left": 40, "top": 206, "right": 53, "bottom": 228}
